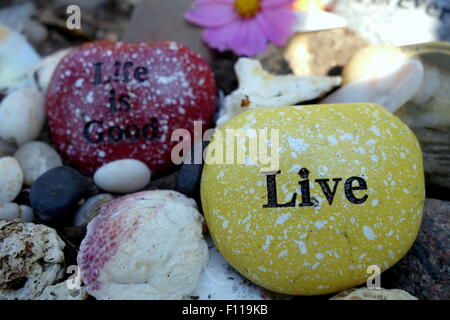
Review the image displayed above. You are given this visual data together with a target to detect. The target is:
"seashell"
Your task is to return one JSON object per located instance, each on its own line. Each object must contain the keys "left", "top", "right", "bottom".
{"left": 323, "top": 58, "right": 424, "bottom": 113}
{"left": 0, "top": 24, "right": 40, "bottom": 93}
{"left": 330, "top": 288, "right": 418, "bottom": 300}
{"left": 29, "top": 48, "right": 72, "bottom": 93}
{"left": 73, "top": 193, "right": 114, "bottom": 226}
{"left": 0, "top": 220, "right": 65, "bottom": 300}
{"left": 396, "top": 42, "right": 450, "bottom": 189}
{"left": 216, "top": 58, "right": 341, "bottom": 127}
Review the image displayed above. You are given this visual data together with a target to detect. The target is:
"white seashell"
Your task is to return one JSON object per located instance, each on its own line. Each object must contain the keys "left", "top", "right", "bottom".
{"left": 0, "top": 220, "right": 65, "bottom": 300}
{"left": 93, "top": 159, "right": 151, "bottom": 194}
{"left": 322, "top": 59, "right": 424, "bottom": 113}
{"left": 73, "top": 193, "right": 114, "bottom": 226}
{"left": 0, "top": 88, "right": 45, "bottom": 145}
{"left": 38, "top": 280, "right": 88, "bottom": 300}
{"left": 0, "top": 157, "right": 23, "bottom": 204}
{"left": 14, "top": 141, "right": 63, "bottom": 186}
{"left": 78, "top": 190, "right": 208, "bottom": 300}
{"left": 29, "top": 48, "right": 72, "bottom": 92}
{"left": 0, "top": 203, "right": 20, "bottom": 220}
{"left": 217, "top": 58, "right": 341, "bottom": 127}
{"left": 191, "top": 236, "right": 266, "bottom": 300}
{"left": 330, "top": 288, "right": 418, "bottom": 300}
{"left": 18, "top": 205, "right": 34, "bottom": 222}
{"left": 0, "top": 24, "right": 40, "bottom": 93}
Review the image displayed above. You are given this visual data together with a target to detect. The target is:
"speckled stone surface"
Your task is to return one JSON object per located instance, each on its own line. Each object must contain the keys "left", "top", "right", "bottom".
{"left": 383, "top": 198, "right": 449, "bottom": 300}
{"left": 46, "top": 41, "right": 216, "bottom": 175}
{"left": 201, "top": 103, "right": 425, "bottom": 295}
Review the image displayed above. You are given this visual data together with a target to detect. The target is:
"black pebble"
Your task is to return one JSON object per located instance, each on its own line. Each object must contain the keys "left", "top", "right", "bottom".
{"left": 175, "top": 141, "right": 209, "bottom": 198}
{"left": 30, "top": 166, "right": 88, "bottom": 226}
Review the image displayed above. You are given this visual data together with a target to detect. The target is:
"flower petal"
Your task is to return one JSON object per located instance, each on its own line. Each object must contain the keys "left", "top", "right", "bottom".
{"left": 261, "top": 0, "right": 295, "bottom": 9}
{"left": 229, "top": 20, "right": 268, "bottom": 56}
{"left": 256, "top": 8, "right": 295, "bottom": 46}
{"left": 184, "top": 1, "right": 238, "bottom": 28}
{"left": 202, "top": 22, "right": 241, "bottom": 52}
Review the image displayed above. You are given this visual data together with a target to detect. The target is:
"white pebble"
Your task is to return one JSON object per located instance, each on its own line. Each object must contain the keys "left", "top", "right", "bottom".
{"left": 14, "top": 141, "right": 62, "bottom": 186}
{"left": 0, "top": 203, "right": 20, "bottom": 220}
{"left": 0, "top": 88, "right": 45, "bottom": 145}
{"left": 93, "top": 159, "right": 151, "bottom": 194}
{"left": 0, "top": 157, "right": 23, "bottom": 204}
{"left": 18, "top": 205, "right": 34, "bottom": 222}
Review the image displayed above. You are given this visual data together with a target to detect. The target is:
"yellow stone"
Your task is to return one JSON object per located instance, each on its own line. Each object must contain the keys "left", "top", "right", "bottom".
{"left": 201, "top": 103, "right": 424, "bottom": 295}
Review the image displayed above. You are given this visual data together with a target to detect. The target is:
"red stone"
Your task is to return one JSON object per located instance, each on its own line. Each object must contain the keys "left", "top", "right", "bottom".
{"left": 46, "top": 41, "right": 216, "bottom": 175}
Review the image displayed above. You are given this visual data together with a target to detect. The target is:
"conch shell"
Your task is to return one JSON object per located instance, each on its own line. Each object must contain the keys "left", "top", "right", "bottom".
{"left": 217, "top": 58, "right": 341, "bottom": 127}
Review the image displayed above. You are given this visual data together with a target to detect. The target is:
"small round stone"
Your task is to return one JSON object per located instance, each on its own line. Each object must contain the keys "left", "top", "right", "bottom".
{"left": 14, "top": 141, "right": 63, "bottom": 186}
{"left": 30, "top": 166, "right": 88, "bottom": 224}
{"left": 0, "top": 157, "right": 24, "bottom": 204}
{"left": 93, "top": 159, "right": 151, "bottom": 194}
{"left": 73, "top": 193, "right": 114, "bottom": 226}
{"left": 0, "top": 88, "right": 45, "bottom": 146}
{"left": 0, "top": 203, "right": 20, "bottom": 220}
{"left": 18, "top": 205, "right": 34, "bottom": 223}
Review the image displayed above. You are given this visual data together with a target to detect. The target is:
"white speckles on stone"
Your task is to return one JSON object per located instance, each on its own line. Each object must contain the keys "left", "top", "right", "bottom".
{"left": 258, "top": 266, "right": 267, "bottom": 272}
{"left": 287, "top": 137, "right": 308, "bottom": 153}
{"left": 296, "top": 240, "right": 308, "bottom": 255}
{"left": 314, "top": 221, "right": 325, "bottom": 230}
{"left": 327, "top": 135, "right": 337, "bottom": 145}
{"left": 363, "top": 225, "right": 376, "bottom": 240}
{"left": 340, "top": 133, "right": 354, "bottom": 141}
{"left": 262, "top": 235, "right": 273, "bottom": 250}
{"left": 86, "top": 91, "right": 94, "bottom": 104}
{"left": 278, "top": 250, "right": 288, "bottom": 258}
{"left": 217, "top": 171, "right": 225, "bottom": 179}
{"left": 371, "top": 199, "right": 379, "bottom": 207}
{"left": 276, "top": 213, "right": 291, "bottom": 225}
{"left": 75, "top": 78, "right": 84, "bottom": 88}
{"left": 370, "top": 126, "right": 381, "bottom": 136}
{"left": 315, "top": 253, "right": 324, "bottom": 260}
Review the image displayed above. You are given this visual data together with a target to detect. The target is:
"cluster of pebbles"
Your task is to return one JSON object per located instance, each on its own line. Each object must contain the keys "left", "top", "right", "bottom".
{"left": 0, "top": 42, "right": 274, "bottom": 300}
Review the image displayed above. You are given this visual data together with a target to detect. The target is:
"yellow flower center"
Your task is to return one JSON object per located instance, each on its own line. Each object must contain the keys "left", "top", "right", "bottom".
{"left": 235, "top": 0, "right": 261, "bottom": 18}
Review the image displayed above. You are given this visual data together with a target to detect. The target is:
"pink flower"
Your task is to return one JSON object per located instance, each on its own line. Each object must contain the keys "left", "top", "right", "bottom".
{"left": 184, "top": 0, "right": 296, "bottom": 57}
